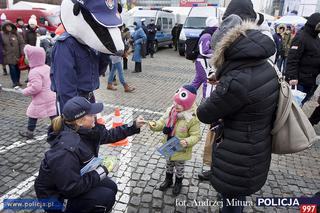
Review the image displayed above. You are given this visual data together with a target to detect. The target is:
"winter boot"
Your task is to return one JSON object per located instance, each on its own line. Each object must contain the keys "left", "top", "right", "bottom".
{"left": 132, "top": 62, "right": 140, "bottom": 73}
{"left": 107, "top": 83, "right": 117, "bottom": 91}
{"left": 124, "top": 84, "right": 135, "bottom": 93}
{"left": 19, "top": 130, "right": 34, "bottom": 139}
{"left": 137, "top": 62, "right": 142, "bottom": 72}
{"left": 159, "top": 173, "right": 173, "bottom": 191}
{"left": 198, "top": 170, "right": 212, "bottom": 181}
{"left": 172, "top": 176, "right": 183, "bottom": 195}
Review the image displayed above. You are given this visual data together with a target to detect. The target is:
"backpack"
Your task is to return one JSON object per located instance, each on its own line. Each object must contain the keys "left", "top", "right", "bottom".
{"left": 268, "top": 61, "right": 319, "bottom": 154}
{"left": 185, "top": 28, "right": 215, "bottom": 61}
{"left": 185, "top": 37, "right": 200, "bottom": 61}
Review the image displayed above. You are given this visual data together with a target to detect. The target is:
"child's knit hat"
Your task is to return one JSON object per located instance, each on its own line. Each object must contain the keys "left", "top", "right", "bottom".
{"left": 173, "top": 85, "right": 197, "bottom": 111}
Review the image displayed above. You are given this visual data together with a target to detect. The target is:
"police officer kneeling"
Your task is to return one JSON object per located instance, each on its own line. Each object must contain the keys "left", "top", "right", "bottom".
{"left": 34, "top": 96, "right": 145, "bottom": 213}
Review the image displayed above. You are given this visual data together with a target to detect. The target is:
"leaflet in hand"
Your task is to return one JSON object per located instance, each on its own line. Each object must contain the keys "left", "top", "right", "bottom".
{"left": 157, "top": 136, "right": 182, "bottom": 159}
{"left": 80, "top": 157, "right": 102, "bottom": 176}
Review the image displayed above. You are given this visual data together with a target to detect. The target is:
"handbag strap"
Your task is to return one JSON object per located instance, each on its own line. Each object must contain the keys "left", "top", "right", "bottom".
{"left": 267, "top": 60, "right": 283, "bottom": 81}
{"left": 267, "top": 60, "right": 293, "bottom": 134}
{"left": 271, "top": 82, "right": 293, "bottom": 134}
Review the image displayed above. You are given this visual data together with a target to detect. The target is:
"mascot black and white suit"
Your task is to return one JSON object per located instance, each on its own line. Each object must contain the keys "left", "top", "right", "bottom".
{"left": 50, "top": 0, "right": 124, "bottom": 113}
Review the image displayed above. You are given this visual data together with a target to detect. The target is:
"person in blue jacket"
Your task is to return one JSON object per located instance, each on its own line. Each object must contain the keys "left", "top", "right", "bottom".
{"left": 51, "top": 0, "right": 125, "bottom": 113}
{"left": 34, "top": 96, "right": 145, "bottom": 213}
{"left": 131, "top": 22, "right": 147, "bottom": 73}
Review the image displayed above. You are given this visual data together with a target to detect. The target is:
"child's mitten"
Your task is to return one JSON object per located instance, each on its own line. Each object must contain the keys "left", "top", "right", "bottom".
{"left": 148, "top": 121, "right": 156, "bottom": 129}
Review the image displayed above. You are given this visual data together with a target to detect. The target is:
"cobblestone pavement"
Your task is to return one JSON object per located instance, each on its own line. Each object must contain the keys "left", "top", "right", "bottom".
{"left": 0, "top": 48, "right": 319, "bottom": 213}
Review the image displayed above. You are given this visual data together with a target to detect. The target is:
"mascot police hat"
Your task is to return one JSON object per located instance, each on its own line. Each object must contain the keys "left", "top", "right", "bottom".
{"left": 61, "top": 0, "right": 124, "bottom": 54}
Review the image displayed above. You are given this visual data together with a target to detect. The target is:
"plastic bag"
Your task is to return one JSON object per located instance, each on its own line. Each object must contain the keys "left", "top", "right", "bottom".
{"left": 291, "top": 86, "right": 306, "bottom": 107}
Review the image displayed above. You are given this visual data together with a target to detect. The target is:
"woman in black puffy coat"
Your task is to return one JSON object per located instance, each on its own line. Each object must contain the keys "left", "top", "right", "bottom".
{"left": 197, "top": 18, "right": 279, "bottom": 212}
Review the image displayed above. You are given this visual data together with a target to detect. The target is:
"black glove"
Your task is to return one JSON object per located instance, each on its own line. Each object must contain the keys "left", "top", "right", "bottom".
{"left": 94, "top": 165, "right": 109, "bottom": 181}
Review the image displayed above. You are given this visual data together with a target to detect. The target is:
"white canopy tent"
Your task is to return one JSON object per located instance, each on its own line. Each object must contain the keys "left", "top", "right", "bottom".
{"left": 274, "top": 15, "right": 307, "bottom": 25}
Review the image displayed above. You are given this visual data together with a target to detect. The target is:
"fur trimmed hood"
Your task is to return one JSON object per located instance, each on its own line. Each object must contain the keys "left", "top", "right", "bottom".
{"left": 212, "top": 21, "right": 275, "bottom": 72}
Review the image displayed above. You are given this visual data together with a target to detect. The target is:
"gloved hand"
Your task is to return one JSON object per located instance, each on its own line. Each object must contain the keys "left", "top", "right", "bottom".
{"left": 148, "top": 121, "right": 156, "bottom": 129}
{"left": 101, "top": 156, "right": 117, "bottom": 172}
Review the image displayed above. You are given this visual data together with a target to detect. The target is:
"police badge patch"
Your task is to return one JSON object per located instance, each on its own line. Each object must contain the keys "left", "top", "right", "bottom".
{"left": 106, "top": 0, "right": 114, "bottom": 9}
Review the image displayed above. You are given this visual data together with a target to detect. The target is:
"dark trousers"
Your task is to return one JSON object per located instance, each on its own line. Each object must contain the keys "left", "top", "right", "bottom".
{"left": 221, "top": 195, "right": 246, "bottom": 213}
{"left": 147, "top": 39, "right": 155, "bottom": 56}
{"left": 9, "top": 64, "right": 20, "bottom": 86}
{"left": 297, "top": 84, "right": 317, "bottom": 106}
{"left": 173, "top": 39, "right": 178, "bottom": 50}
{"left": 309, "top": 105, "right": 320, "bottom": 126}
{"left": 28, "top": 116, "right": 56, "bottom": 132}
{"left": 277, "top": 56, "right": 287, "bottom": 74}
{"left": 123, "top": 57, "right": 128, "bottom": 70}
{"left": 65, "top": 177, "right": 117, "bottom": 213}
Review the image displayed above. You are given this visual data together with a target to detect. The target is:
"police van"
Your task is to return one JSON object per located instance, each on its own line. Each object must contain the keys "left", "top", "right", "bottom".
{"left": 178, "top": 4, "right": 220, "bottom": 56}
{"left": 129, "top": 8, "right": 176, "bottom": 52}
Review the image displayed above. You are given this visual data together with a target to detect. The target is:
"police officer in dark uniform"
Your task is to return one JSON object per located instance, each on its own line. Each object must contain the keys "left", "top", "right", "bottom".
{"left": 146, "top": 19, "right": 157, "bottom": 58}
{"left": 34, "top": 96, "right": 145, "bottom": 213}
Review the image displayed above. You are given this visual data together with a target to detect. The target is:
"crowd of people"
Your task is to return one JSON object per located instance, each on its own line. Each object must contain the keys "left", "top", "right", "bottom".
{"left": 0, "top": 15, "right": 55, "bottom": 88}
{"left": 1, "top": 0, "right": 320, "bottom": 212}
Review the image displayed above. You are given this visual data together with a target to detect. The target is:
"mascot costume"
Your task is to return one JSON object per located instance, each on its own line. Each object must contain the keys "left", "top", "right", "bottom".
{"left": 51, "top": 0, "right": 124, "bottom": 113}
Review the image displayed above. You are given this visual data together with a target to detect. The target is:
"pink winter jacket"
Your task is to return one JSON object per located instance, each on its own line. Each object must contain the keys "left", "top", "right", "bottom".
{"left": 22, "top": 45, "right": 56, "bottom": 119}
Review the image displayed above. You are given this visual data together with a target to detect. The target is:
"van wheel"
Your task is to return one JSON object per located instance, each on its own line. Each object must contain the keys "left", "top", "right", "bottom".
{"left": 154, "top": 42, "right": 159, "bottom": 53}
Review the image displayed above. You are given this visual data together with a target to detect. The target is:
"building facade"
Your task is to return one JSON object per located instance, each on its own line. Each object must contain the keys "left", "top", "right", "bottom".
{"left": 265, "top": 0, "right": 320, "bottom": 16}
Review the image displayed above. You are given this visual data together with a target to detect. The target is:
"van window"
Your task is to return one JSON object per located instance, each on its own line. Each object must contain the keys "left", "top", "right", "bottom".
{"left": 184, "top": 17, "right": 207, "bottom": 29}
{"left": 156, "top": 18, "right": 161, "bottom": 26}
{"left": 169, "top": 18, "right": 173, "bottom": 28}
{"left": 162, "top": 18, "right": 168, "bottom": 29}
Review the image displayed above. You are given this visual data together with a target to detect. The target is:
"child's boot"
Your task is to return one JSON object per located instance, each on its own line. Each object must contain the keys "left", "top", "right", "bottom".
{"left": 172, "top": 176, "right": 183, "bottom": 195}
{"left": 159, "top": 173, "right": 173, "bottom": 191}
{"left": 19, "top": 130, "right": 34, "bottom": 139}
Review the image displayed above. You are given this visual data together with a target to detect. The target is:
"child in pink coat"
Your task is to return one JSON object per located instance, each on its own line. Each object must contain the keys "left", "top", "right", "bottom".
{"left": 19, "top": 45, "right": 56, "bottom": 139}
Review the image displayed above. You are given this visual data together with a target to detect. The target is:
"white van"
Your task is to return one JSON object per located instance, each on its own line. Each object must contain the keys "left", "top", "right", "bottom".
{"left": 129, "top": 8, "right": 176, "bottom": 52}
{"left": 178, "top": 5, "right": 219, "bottom": 56}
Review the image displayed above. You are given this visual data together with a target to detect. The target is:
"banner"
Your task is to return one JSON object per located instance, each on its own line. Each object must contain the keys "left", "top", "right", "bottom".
{"left": 180, "top": 0, "right": 206, "bottom": 7}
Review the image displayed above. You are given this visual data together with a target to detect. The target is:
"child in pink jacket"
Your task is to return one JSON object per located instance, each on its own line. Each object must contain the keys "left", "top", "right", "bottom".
{"left": 19, "top": 45, "right": 56, "bottom": 139}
